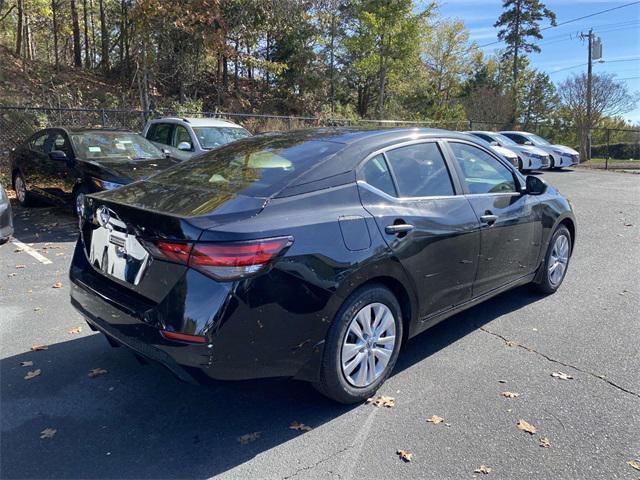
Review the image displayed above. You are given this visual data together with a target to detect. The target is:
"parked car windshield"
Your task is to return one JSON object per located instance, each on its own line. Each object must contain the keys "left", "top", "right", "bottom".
{"left": 526, "top": 134, "right": 551, "bottom": 146}
{"left": 71, "top": 132, "right": 164, "bottom": 161}
{"left": 492, "top": 133, "right": 518, "bottom": 146}
{"left": 150, "top": 135, "right": 344, "bottom": 197}
{"left": 193, "top": 127, "right": 252, "bottom": 149}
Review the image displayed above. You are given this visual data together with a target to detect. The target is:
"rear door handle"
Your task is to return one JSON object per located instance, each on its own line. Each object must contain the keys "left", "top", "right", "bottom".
{"left": 480, "top": 214, "right": 498, "bottom": 225}
{"left": 385, "top": 224, "right": 414, "bottom": 234}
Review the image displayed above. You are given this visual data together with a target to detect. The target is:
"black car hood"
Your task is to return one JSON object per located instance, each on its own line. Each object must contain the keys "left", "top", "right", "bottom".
{"left": 79, "top": 157, "right": 180, "bottom": 183}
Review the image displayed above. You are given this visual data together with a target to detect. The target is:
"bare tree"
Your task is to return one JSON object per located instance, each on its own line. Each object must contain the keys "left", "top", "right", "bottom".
{"left": 71, "top": 0, "right": 82, "bottom": 66}
{"left": 559, "top": 73, "right": 639, "bottom": 160}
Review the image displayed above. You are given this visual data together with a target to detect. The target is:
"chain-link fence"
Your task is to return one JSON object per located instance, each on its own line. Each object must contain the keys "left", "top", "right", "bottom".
{"left": 1, "top": 106, "right": 638, "bottom": 181}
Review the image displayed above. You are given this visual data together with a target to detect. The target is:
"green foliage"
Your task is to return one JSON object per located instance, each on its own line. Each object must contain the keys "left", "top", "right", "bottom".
{"left": 495, "top": 0, "right": 556, "bottom": 57}
{"left": 591, "top": 143, "right": 640, "bottom": 160}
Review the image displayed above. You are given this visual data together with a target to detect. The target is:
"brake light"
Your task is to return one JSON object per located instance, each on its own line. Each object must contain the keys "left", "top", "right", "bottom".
{"left": 153, "top": 241, "right": 193, "bottom": 263}
{"left": 161, "top": 330, "right": 206, "bottom": 344}
{"left": 190, "top": 237, "right": 292, "bottom": 280}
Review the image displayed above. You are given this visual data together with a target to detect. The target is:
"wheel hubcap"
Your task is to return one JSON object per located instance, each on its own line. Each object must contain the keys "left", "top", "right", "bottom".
{"left": 548, "top": 234, "right": 569, "bottom": 286}
{"left": 341, "top": 302, "right": 396, "bottom": 388}
{"left": 15, "top": 177, "right": 26, "bottom": 202}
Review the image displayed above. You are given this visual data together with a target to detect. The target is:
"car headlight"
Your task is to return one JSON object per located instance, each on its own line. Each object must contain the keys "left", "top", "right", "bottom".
{"left": 92, "top": 178, "right": 123, "bottom": 191}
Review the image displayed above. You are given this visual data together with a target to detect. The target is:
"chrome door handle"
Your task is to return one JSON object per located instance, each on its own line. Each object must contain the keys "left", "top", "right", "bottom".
{"left": 480, "top": 214, "right": 498, "bottom": 225}
{"left": 385, "top": 224, "right": 414, "bottom": 234}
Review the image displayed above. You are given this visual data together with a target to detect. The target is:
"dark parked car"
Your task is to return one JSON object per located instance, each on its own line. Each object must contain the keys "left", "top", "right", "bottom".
{"left": 10, "top": 128, "right": 179, "bottom": 216}
{"left": 69, "top": 128, "right": 576, "bottom": 403}
{"left": 0, "top": 183, "right": 13, "bottom": 244}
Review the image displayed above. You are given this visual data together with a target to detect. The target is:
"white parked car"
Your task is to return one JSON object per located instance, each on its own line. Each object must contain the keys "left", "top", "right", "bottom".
{"left": 143, "top": 117, "right": 252, "bottom": 161}
{"left": 467, "top": 131, "right": 551, "bottom": 171}
{"left": 463, "top": 132, "right": 519, "bottom": 169}
{"left": 499, "top": 131, "right": 579, "bottom": 169}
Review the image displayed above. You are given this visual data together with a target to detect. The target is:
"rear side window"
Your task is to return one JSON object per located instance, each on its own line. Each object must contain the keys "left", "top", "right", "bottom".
{"left": 362, "top": 154, "right": 396, "bottom": 196}
{"left": 385, "top": 142, "right": 454, "bottom": 197}
{"left": 151, "top": 137, "right": 344, "bottom": 197}
{"left": 449, "top": 142, "right": 516, "bottom": 194}
{"left": 147, "top": 123, "right": 173, "bottom": 145}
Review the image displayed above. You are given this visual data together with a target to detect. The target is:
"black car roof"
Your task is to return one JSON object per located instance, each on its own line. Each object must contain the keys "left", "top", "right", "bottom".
{"left": 269, "top": 127, "right": 476, "bottom": 197}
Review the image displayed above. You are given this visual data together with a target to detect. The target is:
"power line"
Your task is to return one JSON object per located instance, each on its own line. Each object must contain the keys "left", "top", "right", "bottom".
{"left": 546, "top": 57, "right": 640, "bottom": 76}
{"left": 479, "top": 1, "right": 640, "bottom": 48}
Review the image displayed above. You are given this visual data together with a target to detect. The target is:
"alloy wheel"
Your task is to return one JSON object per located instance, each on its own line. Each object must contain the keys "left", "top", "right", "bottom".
{"left": 341, "top": 302, "right": 396, "bottom": 388}
{"left": 75, "top": 192, "right": 85, "bottom": 217}
{"left": 15, "top": 176, "right": 26, "bottom": 203}
{"left": 548, "top": 234, "right": 569, "bottom": 286}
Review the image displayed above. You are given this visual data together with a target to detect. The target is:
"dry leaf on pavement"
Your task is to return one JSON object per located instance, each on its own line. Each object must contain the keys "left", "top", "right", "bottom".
{"left": 539, "top": 437, "right": 551, "bottom": 448}
{"left": 506, "top": 340, "right": 519, "bottom": 347}
{"left": 289, "top": 421, "right": 312, "bottom": 432}
{"left": 15, "top": 265, "right": 26, "bottom": 269}
{"left": 627, "top": 460, "right": 640, "bottom": 471}
{"left": 31, "top": 344, "right": 48, "bottom": 351}
{"left": 474, "top": 465, "right": 492, "bottom": 474}
{"left": 426, "top": 415, "right": 445, "bottom": 424}
{"left": 396, "top": 450, "right": 413, "bottom": 462}
{"left": 20, "top": 361, "right": 33, "bottom": 367}
{"left": 40, "top": 428, "right": 57, "bottom": 439}
{"left": 551, "top": 372, "right": 573, "bottom": 380}
{"left": 517, "top": 419, "right": 537, "bottom": 435}
{"left": 88, "top": 368, "right": 108, "bottom": 378}
{"left": 501, "top": 391, "right": 520, "bottom": 398}
{"left": 24, "top": 369, "right": 41, "bottom": 380}
{"left": 366, "top": 395, "right": 395, "bottom": 408}
{"left": 52, "top": 282, "right": 63, "bottom": 289}
{"left": 68, "top": 326, "right": 83, "bottom": 334}
{"left": 237, "top": 432, "right": 262, "bottom": 444}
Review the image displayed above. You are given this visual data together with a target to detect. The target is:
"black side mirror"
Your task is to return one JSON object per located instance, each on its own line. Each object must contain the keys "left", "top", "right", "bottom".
{"left": 525, "top": 175, "right": 548, "bottom": 195}
{"left": 49, "top": 150, "right": 68, "bottom": 161}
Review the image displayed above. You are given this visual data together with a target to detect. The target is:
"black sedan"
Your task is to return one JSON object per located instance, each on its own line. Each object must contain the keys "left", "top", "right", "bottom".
{"left": 10, "top": 128, "right": 179, "bottom": 216}
{"left": 69, "top": 128, "right": 576, "bottom": 403}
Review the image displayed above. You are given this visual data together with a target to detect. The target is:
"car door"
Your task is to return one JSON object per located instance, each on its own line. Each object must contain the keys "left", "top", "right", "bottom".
{"left": 357, "top": 140, "right": 481, "bottom": 321}
{"left": 18, "top": 130, "right": 49, "bottom": 191}
{"left": 171, "top": 124, "right": 195, "bottom": 161}
{"left": 45, "top": 130, "right": 76, "bottom": 202}
{"left": 445, "top": 141, "right": 539, "bottom": 296}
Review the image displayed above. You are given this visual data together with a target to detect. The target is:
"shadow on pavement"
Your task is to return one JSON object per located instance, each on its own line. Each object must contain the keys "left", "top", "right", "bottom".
{"left": 8, "top": 201, "right": 78, "bottom": 246}
{"left": 0, "top": 284, "right": 545, "bottom": 479}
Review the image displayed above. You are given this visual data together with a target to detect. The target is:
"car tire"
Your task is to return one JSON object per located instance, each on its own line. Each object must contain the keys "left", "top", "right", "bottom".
{"left": 314, "top": 284, "right": 403, "bottom": 404}
{"left": 533, "top": 225, "right": 572, "bottom": 294}
{"left": 13, "top": 172, "right": 33, "bottom": 207}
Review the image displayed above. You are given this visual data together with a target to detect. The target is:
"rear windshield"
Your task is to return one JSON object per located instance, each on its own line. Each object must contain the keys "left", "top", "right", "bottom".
{"left": 149, "top": 135, "right": 345, "bottom": 197}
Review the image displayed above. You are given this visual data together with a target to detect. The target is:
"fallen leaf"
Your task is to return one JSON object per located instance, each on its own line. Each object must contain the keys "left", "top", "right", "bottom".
{"left": 7, "top": 273, "right": 16, "bottom": 277}
{"left": 68, "top": 326, "right": 83, "bottom": 334}
{"left": 551, "top": 371, "right": 573, "bottom": 380}
{"left": 501, "top": 391, "right": 520, "bottom": 398}
{"left": 367, "top": 395, "right": 395, "bottom": 408}
{"left": 474, "top": 465, "right": 492, "bottom": 474}
{"left": 30, "top": 344, "right": 48, "bottom": 351}
{"left": 15, "top": 264, "right": 26, "bottom": 269}
{"left": 33, "top": 307, "right": 41, "bottom": 312}
{"left": 24, "top": 369, "right": 41, "bottom": 380}
{"left": 289, "top": 421, "right": 312, "bottom": 432}
{"left": 426, "top": 415, "right": 445, "bottom": 424}
{"left": 517, "top": 419, "right": 537, "bottom": 435}
{"left": 539, "top": 437, "right": 551, "bottom": 448}
{"left": 506, "top": 340, "right": 519, "bottom": 347}
{"left": 20, "top": 361, "right": 33, "bottom": 367}
{"left": 14, "top": 248, "right": 24, "bottom": 253}
{"left": 40, "top": 428, "right": 57, "bottom": 439}
{"left": 52, "top": 282, "right": 63, "bottom": 289}
{"left": 237, "top": 432, "right": 261, "bottom": 444}
{"left": 88, "top": 368, "right": 108, "bottom": 378}
{"left": 396, "top": 449, "right": 413, "bottom": 462}
{"left": 627, "top": 460, "right": 640, "bottom": 471}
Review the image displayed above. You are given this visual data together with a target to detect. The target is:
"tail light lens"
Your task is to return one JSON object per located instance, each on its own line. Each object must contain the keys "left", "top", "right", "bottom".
{"left": 143, "top": 236, "right": 292, "bottom": 281}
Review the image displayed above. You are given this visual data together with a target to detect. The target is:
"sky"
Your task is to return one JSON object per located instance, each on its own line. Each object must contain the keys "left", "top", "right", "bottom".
{"left": 438, "top": 0, "right": 640, "bottom": 124}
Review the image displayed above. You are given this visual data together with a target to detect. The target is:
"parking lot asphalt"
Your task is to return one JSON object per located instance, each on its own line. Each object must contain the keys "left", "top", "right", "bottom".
{"left": 1, "top": 168, "right": 639, "bottom": 480}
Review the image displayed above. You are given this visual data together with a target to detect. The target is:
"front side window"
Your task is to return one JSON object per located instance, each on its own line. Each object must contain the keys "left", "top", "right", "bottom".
{"left": 30, "top": 132, "right": 49, "bottom": 153}
{"left": 503, "top": 133, "right": 528, "bottom": 145}
{"left": 48, "top": 132, "right": 71, "bottom": 155}
{"left": 449, "top": 142, "right": 516, "bottom": 194}
{"left": 71, "top": 132, "right": 164, "bottom": 161}
{"left": 384, "top": 142, "right": 454, "bottom": 197}
{"left": 362, "top": 154, "right": 396, "bottom": 196}
{"left": 193, "top": 127, "right": 252, "bottom": 149}
{"left": 147, "top": 123, "right": 173, "bottom": 146}
{"left": 174, "top": 125, "right": 193, "bottom": 149}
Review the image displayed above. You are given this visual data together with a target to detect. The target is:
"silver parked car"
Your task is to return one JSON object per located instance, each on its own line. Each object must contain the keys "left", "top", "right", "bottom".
{"left": 467, "top": 131, "right": 551, "bottom": 171}
{"left": 499, "top": 131, "right": 579, "bottom": 169}
{"left": 0, "top": 183, "right": 14, "bottom": 244}
{"left": 143, "top": 117, "right": 252, "bottom": 161}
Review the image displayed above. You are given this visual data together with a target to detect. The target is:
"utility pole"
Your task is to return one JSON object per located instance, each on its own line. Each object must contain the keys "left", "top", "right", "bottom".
{"left": 586, "top": 28, "right": 593, "bottom": 162}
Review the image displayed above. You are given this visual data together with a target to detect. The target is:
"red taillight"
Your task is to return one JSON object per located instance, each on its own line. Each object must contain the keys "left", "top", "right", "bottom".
{"left": 144, "top": 237, "right": 292, "bottom": 281}
{"left": 161, "top": 330, "right": 206, "bottom": 344}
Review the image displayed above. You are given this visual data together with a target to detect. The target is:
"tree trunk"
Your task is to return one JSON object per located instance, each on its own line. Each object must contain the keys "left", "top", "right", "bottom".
{"left": 15, "top": 0, "right": 23, "bottom": 56}
{"left": 82, "top": 0, "right": 91, "bottom": 67}
{"left": 51, "top": 0, "right": 59, "bottom": 67}
{"left": 511, "top": 0, "right": 521, "bottom": 126}
{"left": 71, "top": 0, "right": 82, "bottom": 66}
{"left": 99, "top": 0, "right": 109, "bottom": 73}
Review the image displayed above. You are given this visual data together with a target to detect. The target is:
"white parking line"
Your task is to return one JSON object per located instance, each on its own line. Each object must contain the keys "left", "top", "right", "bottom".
{"left": 11, "top": 239, "right": 53, "bottom": 265}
